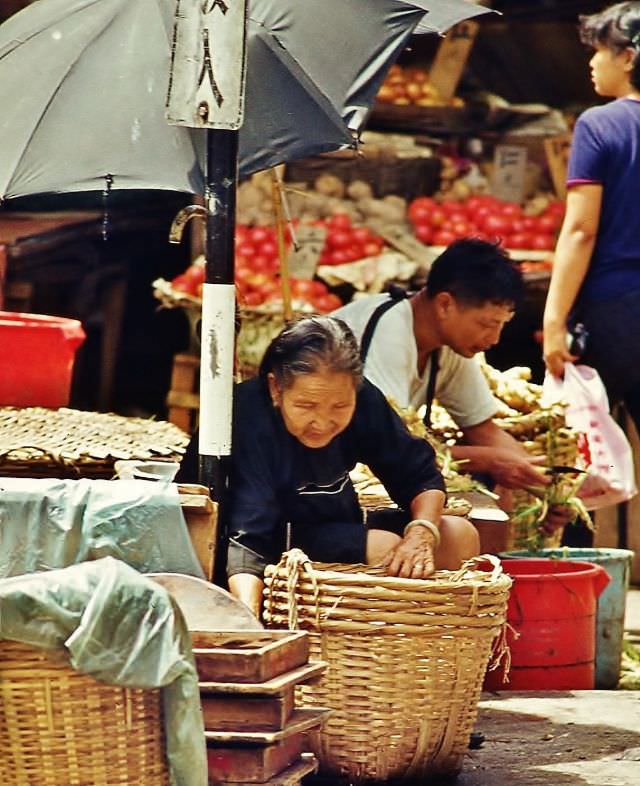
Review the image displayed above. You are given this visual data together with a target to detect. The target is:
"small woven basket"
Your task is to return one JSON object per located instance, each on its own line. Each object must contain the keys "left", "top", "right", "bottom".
{"left": 0, "top": 640, "right": 170, "bottom": 786}
{"left": 264, "top": 550, "right": 511, "bottom": 782}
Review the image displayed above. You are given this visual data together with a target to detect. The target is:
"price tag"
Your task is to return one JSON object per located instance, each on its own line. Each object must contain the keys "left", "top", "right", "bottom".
{"left": 491, "top": 144, "right": 528, "bottom": 204}
{"left": 544, "top": 133, "right": 572, "bottom": 200}
{"left": 287, "top": 225, "right": 326, "bottom": 279}
{"left": 366, "top": 220, "right": 435, "bottom": 269}
{"left": 428, "top": 20, "right": 479, "bottom": 101}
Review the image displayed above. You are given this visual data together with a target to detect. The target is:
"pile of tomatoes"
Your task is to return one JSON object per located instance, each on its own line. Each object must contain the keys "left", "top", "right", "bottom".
{"left": 407, "top": 195, "right": 565, "bottom": 251}
{"left": 170, "top": 223, "right": 342, "bottom": 312}
{"left": 317, "top": 213, "right": 386, "bottom": 266}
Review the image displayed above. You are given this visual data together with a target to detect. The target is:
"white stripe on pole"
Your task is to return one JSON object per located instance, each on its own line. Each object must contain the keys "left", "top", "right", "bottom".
{"left": 198, "top": 282, "right": 236, "bottom": 456}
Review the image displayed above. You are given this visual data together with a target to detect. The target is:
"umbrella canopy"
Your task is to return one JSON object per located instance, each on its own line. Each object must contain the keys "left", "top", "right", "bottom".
{"left": 0, "top": 0, "right": 493, "bottom": 200}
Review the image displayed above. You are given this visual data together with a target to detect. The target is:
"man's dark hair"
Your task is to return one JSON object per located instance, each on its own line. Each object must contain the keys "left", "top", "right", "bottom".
{"left": 580, "top": 2, "right": 640, "bottom": 90}
{"left": 259, "top": 315, "right": 363, "bottom": 390}
{"left": 425, "top": 238, "right": 523, "bottom": 309}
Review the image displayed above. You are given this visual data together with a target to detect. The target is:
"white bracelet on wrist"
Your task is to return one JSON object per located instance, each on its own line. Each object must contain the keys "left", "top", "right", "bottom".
{"left": 403, "top": 518, "right": 441, "bottom": 546}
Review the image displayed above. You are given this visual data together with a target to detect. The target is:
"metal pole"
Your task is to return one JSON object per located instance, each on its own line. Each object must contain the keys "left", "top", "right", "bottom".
{"left": 199, "top": 128, "right": 238, "bottom": 582}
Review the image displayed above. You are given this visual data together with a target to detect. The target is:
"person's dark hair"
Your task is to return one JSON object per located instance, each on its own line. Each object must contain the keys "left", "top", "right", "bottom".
{"left": 259, "top": 315, "right": 363, "bottom": 390}
{"left": 580, "top": 2, "right": 640, "bottom": 90}
{"left": 425, "top": 238, "right": 523, "bottom": 309}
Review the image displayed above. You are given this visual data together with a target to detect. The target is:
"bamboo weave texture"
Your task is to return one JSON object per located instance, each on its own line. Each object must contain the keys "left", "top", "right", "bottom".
{"left": 0, "top": 640, "right": 170, "bottom": 786}
{"left": 264, "top": 551, "right": 511, "bottom": 782}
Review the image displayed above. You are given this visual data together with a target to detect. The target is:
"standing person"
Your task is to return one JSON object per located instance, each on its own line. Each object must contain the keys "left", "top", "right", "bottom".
{"left": 543, "top": 2, "right": 640, "bottom": 430}
{"left": 179, "top": 317, "right": 479, "bottom": 616}
{"left": 333, "top": 238, "right": 557, "bottom": 494}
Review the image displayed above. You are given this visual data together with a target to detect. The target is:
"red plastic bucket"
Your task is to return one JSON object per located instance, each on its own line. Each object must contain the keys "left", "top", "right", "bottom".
{"left": 0, "top": 311, "right": 86, "bottom": 408}
{"left": 484, "top": 559, "right": 610, "bottom": 691}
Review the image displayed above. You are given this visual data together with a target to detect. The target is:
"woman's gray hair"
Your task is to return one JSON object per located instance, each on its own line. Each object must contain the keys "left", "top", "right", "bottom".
{"left": 259, "top": 316, "right": 363, "bottom": 390}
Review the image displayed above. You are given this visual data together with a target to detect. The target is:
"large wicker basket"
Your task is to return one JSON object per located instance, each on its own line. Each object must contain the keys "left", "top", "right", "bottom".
{"left": 264, "top": 550, "right": 511, "bottom": 782}
{"left": 0, "top": 640, "right": 171, "bottom": 786}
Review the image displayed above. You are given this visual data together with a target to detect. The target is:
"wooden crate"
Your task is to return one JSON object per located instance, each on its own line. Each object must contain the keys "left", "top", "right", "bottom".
{"left": 178, "top": 484, "right": 217, "bottom": 582}
{"left": 167, "top": 352, "right": 200, "bottom": 433}
{"left": 200, "top": 661, "right": 326, "bottom": 733}
{"left": 202, "top": 689, "right": 295, "bottom": 733}
{"left": 209, "top": 753, "right": 318, "bottom": 786}
{"left": 193, "top": 631, "right": 310, "bottom": 684}
{"left": 206, "top": 709, "right": 328, "bottom": 783}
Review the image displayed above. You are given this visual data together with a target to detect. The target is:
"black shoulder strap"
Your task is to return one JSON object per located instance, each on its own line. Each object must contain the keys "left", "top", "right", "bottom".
{"left": 359, "top": 288, "right": 440, "bottom": 427}
{"left": 423, "top": 349, "right": 440, "bottom": 428}
{"left": 359, "top": 287, "right": 408, "bottom": 363}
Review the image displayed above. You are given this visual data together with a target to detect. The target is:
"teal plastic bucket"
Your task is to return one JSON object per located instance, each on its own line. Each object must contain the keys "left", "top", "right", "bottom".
{"left": 500, "top": 548, "right": 634, "bottom": 688}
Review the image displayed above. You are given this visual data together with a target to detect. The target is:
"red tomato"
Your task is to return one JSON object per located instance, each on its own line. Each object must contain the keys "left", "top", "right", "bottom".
{"left": 258, "top": 239, "right": 279, "bottom": 261}
{"left": 311, "top": 280, "right": 328, "bottom": 296}
{"left": 530, "top": 233, "right": 556, "bottom": 251}
{"left": 441, "top": 200, "right": 467, "bottom": 216}
{"left": 171, "top": 273, "right": 197, "bottom": 295}
{"left": 408, "top": 196, "right": 437, "bottom": 216}
{"left": 451, "top": 221, "right": 472, "bottom": 239}
{"left": 328, "top": 212, "right": 352, "bottom": 230}
{"left": 250, "top": 254, "right": 273, "bottom": 273}
{"left": 290, "top": 278, "right": 317, "bottom": 298}
{"left": 249, "top": 226, "right": 273, "bottom": 245}
{"left": 545, "top": 200, "right": 566, "bottom": 216}
{"left": 362, "top": 241, "right": 383, "bottom": 256}
{"left": 329, "top": 249, "right": 350, "bottom": 266}
{"left": 242, "top": 291, "right": 264, "bottom": 306}
{"left": 505, "top": 232, "right": 533, "bottom": 250}
{"left": 326, "top": 229, "right": 352, "bottom": 250}
{"left": 245, "top": 272, "right": 271, "bottom": 289}
{"left": 415, "top": 226, "right": 432, "bottom": 244}
{"left": 235, "top": 225, "right": 250, "bottom": 244}
{"left": 447, "top": 211, "right": 468, "bottom": 225}
{"left": 500, "top": 202, "right": 523, "bottom": 218}
{"left": 351, "top": 226, "right": 372, "bottom": 244}
{"left": 470, "top": 205, "right": 493, "bottom": 225}
{"left": 343, "top": 245, "right": 364, "bottom": 263}
{"left": 482, "top": 213, "right": 512, "bottom": 236}
{"left": 184, "top": 264, "right": 205, "bottom": 287}
{"left": 432, "top": 229, "right": 457, "bottom": 246}
{"left": 466, "top": 195, "right": 498, "bottom": 213}
{"left": 429, "top": 208, "right": 447, "bottom": 228}
{"left": 313, "top": 293, "right": 343, "bottom": 312}
{"left": 236, "top": 241, "right": 256, "bottom": 258}
{"left": 536, "top": 214, "right": 562, "bottom": 234}
{"left": 408, "top": 204, "right": 431, "bottom": 226}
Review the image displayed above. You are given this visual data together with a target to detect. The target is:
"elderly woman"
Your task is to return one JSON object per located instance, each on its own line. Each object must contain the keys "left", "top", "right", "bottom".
{"left": 181, "top": 317, "right": 479, "bottom": 616}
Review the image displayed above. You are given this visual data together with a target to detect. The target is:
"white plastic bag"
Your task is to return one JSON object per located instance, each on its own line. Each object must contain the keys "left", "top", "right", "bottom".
{"left": 542, "top": 363, "right": 637, "bottom": 510}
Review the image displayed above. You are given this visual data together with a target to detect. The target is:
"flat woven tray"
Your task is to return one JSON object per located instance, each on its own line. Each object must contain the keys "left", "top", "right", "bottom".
{"left": 0, "top": 407, "right": 189, "bottom": 479}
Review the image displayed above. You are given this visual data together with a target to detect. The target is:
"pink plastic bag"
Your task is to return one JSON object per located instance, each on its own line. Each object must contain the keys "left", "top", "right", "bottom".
{"left": 542, "top": 364, "right": 637, "bottom": 510}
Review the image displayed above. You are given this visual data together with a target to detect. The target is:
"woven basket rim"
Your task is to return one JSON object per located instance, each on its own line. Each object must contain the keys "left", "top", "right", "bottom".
{"left": 265, "top": 558, "right": 512, "bottom": 592}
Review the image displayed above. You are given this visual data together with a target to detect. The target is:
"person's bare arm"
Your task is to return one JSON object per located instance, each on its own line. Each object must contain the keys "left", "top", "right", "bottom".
{"left": 543, "top": 184, "right": 602, "bottom": 378}
{"left": 228, "top": 573, "right": 264, "bottom": 618}
{"left": 454, "top": 419, "right": 550, "bottom": 489}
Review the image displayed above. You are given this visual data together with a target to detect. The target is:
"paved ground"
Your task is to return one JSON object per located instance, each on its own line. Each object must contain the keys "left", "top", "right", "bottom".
{"left": 456, "top": 587, "right": 640, "bottom": 786}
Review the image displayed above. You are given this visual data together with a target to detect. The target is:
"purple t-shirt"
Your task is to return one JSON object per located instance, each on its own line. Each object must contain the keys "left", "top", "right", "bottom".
{"left": 567, "top": 98, "right": 640, "bottom": 302}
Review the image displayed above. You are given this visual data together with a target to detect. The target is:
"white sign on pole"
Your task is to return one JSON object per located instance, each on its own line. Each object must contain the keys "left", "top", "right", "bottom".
{"left": 198, "top": 283, "right": 236, "bottom": 456}
{"left": 166, "top": 0, "right": 248, "bottom": 129}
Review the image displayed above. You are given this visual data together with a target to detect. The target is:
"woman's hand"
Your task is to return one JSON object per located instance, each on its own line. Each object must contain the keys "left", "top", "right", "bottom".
{"left": 543, "top": 323, "right": 577, "bottom": 379}
{"left": 381, "top": 526, "right": 437, "bottom": 579}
